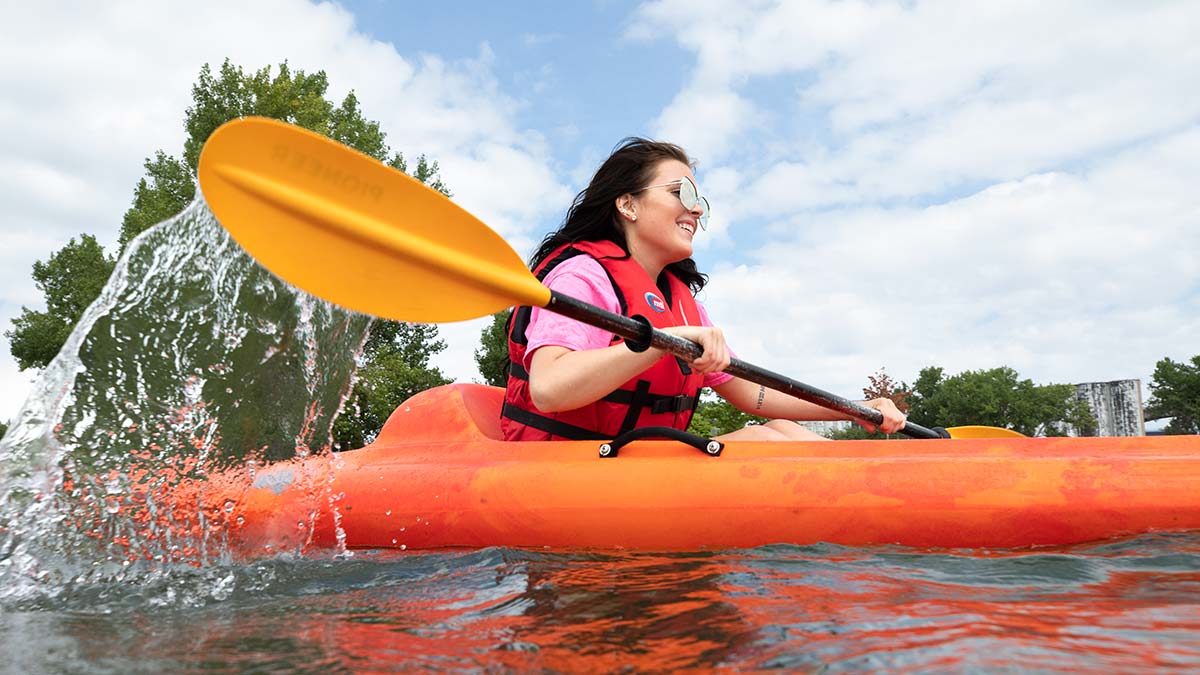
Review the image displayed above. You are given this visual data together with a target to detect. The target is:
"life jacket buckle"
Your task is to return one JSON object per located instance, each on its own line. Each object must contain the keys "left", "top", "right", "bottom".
{"left": 650, "top": 394, "right": 697, "bottom": 415}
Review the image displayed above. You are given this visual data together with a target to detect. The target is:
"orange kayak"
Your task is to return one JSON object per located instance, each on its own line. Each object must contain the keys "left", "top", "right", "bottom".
{"left": 218, "top": 384, "right": 1200, "bottom": 554}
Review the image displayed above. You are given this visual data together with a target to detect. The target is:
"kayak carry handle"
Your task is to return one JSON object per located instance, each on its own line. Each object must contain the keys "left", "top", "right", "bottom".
{"left": 599, "top": 427, "right": 723, "bottom": 458}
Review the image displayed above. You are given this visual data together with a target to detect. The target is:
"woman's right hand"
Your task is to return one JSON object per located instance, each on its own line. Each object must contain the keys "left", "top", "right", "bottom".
{"left": 661, "top": 325, "right": 730, "bottom": 375}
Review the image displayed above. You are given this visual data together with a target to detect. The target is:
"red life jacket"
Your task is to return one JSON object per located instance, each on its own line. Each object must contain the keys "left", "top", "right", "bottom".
{"left": 501, "top": 240, "right": 706, "bottom": 441}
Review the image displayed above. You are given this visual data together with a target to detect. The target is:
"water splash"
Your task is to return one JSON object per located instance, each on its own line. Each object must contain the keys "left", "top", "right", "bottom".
{"left": 0, "top": 197, "right": 371, "bottom": 604}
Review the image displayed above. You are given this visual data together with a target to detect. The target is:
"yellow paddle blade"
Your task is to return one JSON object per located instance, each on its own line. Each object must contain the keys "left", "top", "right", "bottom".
{"left": 197, "top": 117, "right": 551, "bottom": 322}
{"left": 945, "top": 425, "right": 1027, "bottom": 439}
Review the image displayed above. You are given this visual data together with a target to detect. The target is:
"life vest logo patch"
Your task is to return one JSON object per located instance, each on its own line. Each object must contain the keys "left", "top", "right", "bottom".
{"left": 644, "top": 291, "right": 667, "bottom": 313}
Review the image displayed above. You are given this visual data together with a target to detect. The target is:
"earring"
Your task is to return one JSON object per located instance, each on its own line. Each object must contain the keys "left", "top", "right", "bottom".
{"left": 630, "top": 214, "right": 637, "bottom": 221}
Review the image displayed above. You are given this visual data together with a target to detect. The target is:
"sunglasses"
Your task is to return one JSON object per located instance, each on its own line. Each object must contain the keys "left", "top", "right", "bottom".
{"left": 634, "top": 176, "right": 711, "bottom": 230}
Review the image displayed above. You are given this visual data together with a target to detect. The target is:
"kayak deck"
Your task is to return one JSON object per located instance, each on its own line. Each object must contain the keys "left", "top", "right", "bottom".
{"left": 224, "top": 384, "right": 1200, "bottom": 553}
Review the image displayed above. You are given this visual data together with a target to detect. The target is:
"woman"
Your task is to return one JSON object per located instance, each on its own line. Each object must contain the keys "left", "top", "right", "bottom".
{"left": 500, "top": 138, "right": 905, "bottom": 442}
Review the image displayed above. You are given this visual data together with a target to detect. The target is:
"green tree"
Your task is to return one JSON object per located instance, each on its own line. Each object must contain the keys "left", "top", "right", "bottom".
{"left": 826, "top": 425, "right": 885, "bottom": 440}
{"left": 119, "top": 151, "right": 195, "bottom": 249}
{"left": 5, "top": 235, "right": 115, "bottom": 369}
{"left": 122, "top": 59, "right": 449, "bottom": 248}
{"left": 9, "top": 59, "right": 454, "bottom": 447}
{"left": 906, "top": 366, "right": 1094, "bottom": 437}
{"left": 687, "top": 393, "right": 767, "bottom": 437}
{"left": 333, "top": 322, "right": 452, "bottom": 449}
{"left": 392, "top": 152, "right": 451, "bottom": 198}
{"left": 862, "top": 367, "right": 911, "bottom": 413}
{"left": 817, "top": 368, "right": 915, "bottom": 440}
{"left": 173, "top": 60, "right": 455, "bottom": 449}
{"left": 475, "top": 309, "right": 512, "bottom": 387}
{"left": 1144, "top": 354, "right": 1200, "bottom": 434}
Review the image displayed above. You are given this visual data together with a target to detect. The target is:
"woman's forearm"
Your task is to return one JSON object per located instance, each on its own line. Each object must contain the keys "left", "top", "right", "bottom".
{"left": 528, "top": 344, "right": 664, "bottom": 412}
{"left": 527, "top": 324, "right": 731, "bottom": 413}
{"left": 714, "top": 377, "right": 850, "bottom": 421}
{"left": 714, "top": 377, "right": 907, "bottom": 432}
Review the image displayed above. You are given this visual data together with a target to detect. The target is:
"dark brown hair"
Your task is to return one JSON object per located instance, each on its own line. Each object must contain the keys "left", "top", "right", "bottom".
{"left": 529, "top": 137, "right": 708, "bottom": 293}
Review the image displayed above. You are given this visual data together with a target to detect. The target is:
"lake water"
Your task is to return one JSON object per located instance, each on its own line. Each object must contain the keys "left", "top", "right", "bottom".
{"left": 3, "top": 535, "right": 1198, "bottom": 674}
{"left": 1, "top": 203, "right": 1196, "bottom": 673}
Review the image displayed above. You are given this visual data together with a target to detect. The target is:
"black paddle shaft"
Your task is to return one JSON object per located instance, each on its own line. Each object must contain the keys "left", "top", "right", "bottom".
{"left": 548, "top": 291, "right": 946, "bottom": 440}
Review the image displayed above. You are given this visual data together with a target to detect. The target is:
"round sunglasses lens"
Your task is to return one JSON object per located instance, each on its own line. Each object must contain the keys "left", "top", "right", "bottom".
{"left": 679, "top": 178, "right": 698, "bottom": 210}
{"left": 699, "top": 197, "right": 710, "bottom": 229}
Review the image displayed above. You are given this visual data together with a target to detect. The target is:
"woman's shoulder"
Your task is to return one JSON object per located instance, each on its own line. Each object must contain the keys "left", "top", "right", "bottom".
{"left": 541, "top": 255, "right": 622, "bottom": 312}
{"left": 541, "top": 252, "right": 610, "bottom": 286}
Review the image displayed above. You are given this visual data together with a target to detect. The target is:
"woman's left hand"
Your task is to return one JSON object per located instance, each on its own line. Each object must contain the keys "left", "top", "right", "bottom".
{"left": 858, "top": 398, "right": 907, "bottom": 434}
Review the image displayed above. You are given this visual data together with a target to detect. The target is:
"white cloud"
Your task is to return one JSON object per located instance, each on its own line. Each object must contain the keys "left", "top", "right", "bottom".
{"left": 0, "top": 359, "right": 39, "bottom": 427}
{"left": 0, "top": 1, "right": 568, "bottom": 421}
{"left": 636, "top": 0, "right": 1200, "bottom": 201}
{"left": 430, "top": 316, "right": 493, "bottom": 384}
{"left": 628, "top": 0, "right": 1200, "bottom": 412}
{"left": 703, "top": 128, "right": 1200, "bottom": 399}
{"left": 652, "top": 86, "right": 760, "bottom": 165}
{"left": 442, "top": 140, "right": 574, "bottom": 254}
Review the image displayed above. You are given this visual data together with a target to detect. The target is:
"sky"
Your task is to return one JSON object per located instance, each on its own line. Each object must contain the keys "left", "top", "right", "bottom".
{"left": 1, "top": 1, "right": 1198, "bottom": 425}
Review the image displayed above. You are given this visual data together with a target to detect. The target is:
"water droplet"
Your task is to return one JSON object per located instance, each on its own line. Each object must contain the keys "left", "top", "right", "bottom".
{"left": 400, "top": 544, "right": 406, "bottom": 550}
{"left": 385, "top": 510, "right": 391, "bottom": 516}
{"left": 223, "top": 500, "right": 236, "bottom": 513}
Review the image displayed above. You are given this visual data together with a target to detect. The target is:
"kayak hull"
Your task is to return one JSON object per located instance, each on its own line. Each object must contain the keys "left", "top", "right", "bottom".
{"left": 220, "top": 384, "right": 1200, "bottom": 553}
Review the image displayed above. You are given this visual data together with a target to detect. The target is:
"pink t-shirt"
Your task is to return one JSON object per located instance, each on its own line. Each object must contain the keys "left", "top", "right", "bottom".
{"left": 524, "top": 255, "right": 734, "bottom": 388}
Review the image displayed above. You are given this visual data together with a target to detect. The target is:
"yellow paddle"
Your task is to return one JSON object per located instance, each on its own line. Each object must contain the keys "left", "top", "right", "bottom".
{"left": 941, "top": 425, "right": 1024, "bottom": 439}
{"left": 198, "top": 117, "right": 1022, "bottom": 440}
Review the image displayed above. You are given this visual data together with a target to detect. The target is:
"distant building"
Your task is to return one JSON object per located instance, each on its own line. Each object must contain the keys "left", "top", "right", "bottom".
{"left": 800, "top": 419, "right": 853, "bottom": 437}
{"left": 1069, "top": 379, "right": 1145, "bottom": 437}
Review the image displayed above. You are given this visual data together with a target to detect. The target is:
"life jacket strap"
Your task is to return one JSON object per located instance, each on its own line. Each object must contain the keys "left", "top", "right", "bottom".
{"left": 508, "top": 361, "right": 697, "bottom": 415}
{"left": 500, "top": 402, "right": 610, "bottom": 441}
{"left": 618, "top": 380, "right": 652, "bottom": 434}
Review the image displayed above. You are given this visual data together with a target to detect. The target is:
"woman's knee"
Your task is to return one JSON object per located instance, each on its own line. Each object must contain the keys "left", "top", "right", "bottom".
{"left": 715, "top": 419, "right": 828, "bottom": 442}
{"left": 763, "top": 419, "right": 829, "bottom": 441}
{"left": 716, "top": 423, "right": 783, "bottom": 442}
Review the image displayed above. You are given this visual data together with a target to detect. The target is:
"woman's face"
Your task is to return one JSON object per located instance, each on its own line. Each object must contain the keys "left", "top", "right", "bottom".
{"left": 623, "top": 159, "right": 705, "bottom": 270}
